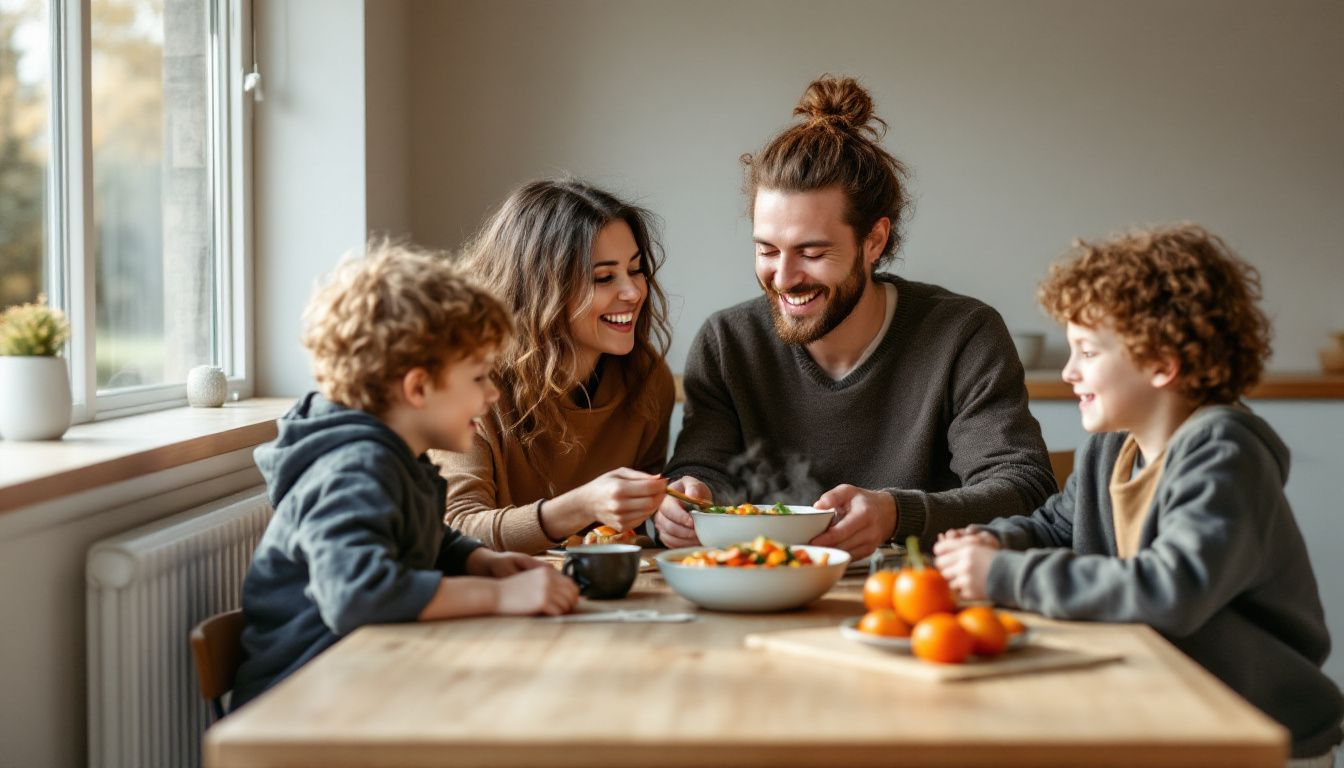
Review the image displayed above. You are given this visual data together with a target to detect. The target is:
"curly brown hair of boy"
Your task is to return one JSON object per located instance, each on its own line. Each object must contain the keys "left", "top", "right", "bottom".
{"left": 1038, "top": 223, "right": 1272, "bottom": 406}
{"left": 302, "top": 239, "right": 513, "bottom": 416}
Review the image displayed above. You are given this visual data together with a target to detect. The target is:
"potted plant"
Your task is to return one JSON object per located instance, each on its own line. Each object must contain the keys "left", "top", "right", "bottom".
{"left": 0, "top": 295, "right": 73, "bottom": 440}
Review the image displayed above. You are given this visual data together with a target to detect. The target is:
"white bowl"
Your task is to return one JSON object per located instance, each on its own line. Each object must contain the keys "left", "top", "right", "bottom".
{"left": 691, "top": 505, "right": 834, "bottom": 547}
{"left": 655, "top": 544, "right": 850, "bottom": 612}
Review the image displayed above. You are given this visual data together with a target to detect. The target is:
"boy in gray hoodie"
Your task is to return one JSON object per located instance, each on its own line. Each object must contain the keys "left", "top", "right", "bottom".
{"left": 232, "top": 242, "right": 579, "bottom": 710}
{"left": 934, "top": 224, "right": 1341, "bottom": 764}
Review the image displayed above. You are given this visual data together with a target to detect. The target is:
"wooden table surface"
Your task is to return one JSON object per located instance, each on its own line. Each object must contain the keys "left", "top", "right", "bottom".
{"left": 205, "top": 564, "right": 1287, "bottom": 768}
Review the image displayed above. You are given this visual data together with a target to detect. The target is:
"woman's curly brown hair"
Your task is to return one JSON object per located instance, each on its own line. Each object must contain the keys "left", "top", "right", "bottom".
{"left": 1038, "top": 223, "right": 1272, "bottom": 405}
{"left": 302, "top": 239, "right": 513, "bottom": 415}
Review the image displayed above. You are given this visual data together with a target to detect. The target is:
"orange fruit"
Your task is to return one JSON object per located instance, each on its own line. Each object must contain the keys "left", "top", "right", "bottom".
{"left": 997, "top": 611, "right": 1026, "bottom": 636}
{"left": 893, "top": 538, "right": 957, "bottom": 624}
{"left": 894, "top": 568, "right": 957, "bottom": 624}
{"left": 863, "top": 570, "right": 898, "bottom": 611}
{"left": 956, "top": 606, "right": 1008, "bottom": 657}
{"left": 857, "top": 609, "right": 911, "bottom": 638}
{"left": 911, "top": 613, "right": 973, "bottom": 664}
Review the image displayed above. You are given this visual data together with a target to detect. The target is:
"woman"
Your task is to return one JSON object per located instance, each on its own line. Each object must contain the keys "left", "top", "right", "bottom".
{"left": 433, "top": 179, "right": 676, "bottom": 554}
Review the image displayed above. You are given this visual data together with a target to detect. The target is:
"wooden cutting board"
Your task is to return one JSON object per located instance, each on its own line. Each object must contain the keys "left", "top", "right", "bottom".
{"left": 744, "top": 625, "right": 1123, "bottom": 682}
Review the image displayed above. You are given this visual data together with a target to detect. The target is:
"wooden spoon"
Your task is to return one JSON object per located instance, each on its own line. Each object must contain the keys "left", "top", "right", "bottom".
{"left": 664, "top": 485, "right": 714, "bottom": 511}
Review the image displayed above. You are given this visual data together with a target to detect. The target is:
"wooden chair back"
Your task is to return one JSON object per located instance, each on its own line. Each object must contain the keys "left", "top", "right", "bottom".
{"left": 1048, "top": 450, "right": 1075, "bottom": 492}
{"left": 190, "top": 608, "right": 244, "bottom": 720}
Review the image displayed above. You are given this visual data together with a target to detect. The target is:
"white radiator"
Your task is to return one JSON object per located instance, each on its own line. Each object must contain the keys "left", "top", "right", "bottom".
{"left": 86, "top": 486, "right": 273, "bottom": 768}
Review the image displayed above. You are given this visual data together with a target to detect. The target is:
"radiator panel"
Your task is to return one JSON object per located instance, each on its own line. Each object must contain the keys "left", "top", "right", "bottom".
{"left": 86, "top": 487, "right": 272, "bottom": 768}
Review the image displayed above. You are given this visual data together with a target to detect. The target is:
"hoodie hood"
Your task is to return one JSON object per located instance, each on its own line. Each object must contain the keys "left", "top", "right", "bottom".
{"left": 1177, "top": 403, "right": 1291, "bottom": 485}
{"left": 255, "top": 392, "right": 417, "bottom": 507}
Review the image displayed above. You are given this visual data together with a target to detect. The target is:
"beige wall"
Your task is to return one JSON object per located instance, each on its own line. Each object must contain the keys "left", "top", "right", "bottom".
{"left": 405, "top": 0, "right": 1344, "bottom": 374}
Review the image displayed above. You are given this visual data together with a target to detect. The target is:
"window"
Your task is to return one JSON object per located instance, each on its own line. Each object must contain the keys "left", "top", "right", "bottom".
{"left": 0, "top": 0, "right": 250, "bottom": 420}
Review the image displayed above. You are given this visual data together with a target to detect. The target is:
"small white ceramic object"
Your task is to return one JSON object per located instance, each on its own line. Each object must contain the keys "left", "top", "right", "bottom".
{"left": 0, "top": 356, "right": 72, "bottom": 440}
{"left": 186, "top": 365, "right": 228, "bottom": 407}
{"left": 655, "top": 544, "right": 849, "bottom": 612}
{"left": 691, "top": 504, "right": 834, "bottom": 547}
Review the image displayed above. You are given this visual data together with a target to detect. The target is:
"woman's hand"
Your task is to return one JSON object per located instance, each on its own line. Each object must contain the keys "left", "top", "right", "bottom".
{"left": 544, "top": 468, "right": 668, "bottom": 538}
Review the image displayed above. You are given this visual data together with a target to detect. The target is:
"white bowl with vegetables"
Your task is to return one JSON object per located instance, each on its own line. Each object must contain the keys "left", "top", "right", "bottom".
{"left": 656, "top": 538, "right": 850, "bottom": 612}
{"left": 690, "top": 502, "right": 834, "bottom": 547}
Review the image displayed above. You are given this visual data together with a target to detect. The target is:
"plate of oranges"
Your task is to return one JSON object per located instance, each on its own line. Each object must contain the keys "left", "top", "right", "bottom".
{"left": 843, "top": 536, "right": 1029, "bottom": 663}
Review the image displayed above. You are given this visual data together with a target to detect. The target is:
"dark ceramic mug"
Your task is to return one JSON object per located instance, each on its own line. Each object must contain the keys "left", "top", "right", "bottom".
{"left": 562, "top": 543, "right": 640, "bottom": 599}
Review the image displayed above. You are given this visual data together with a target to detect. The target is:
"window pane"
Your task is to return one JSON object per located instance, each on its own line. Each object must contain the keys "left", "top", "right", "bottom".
{"left": 92, "top": 0, "right": 214, "bottom": 390}
{"left": 0, "top": 0, "right": 49, "bottom": 311}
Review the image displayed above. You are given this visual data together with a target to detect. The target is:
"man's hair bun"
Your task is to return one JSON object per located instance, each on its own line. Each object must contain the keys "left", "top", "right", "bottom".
{"left": 793, "top": 75, "right": 886, "bottom": 140}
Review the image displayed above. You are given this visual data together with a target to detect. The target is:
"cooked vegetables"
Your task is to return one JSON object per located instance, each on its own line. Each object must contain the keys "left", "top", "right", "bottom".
{"left": 702, "top": 502, "right": 793, "bottom": 515}
{"left": 679, "top": 536, "right": 827, "bottom": 568}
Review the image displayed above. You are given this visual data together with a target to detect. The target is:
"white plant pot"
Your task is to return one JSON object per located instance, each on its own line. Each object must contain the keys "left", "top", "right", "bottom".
{"left": 0, "top": 356, "right": 73, "bottom": 441}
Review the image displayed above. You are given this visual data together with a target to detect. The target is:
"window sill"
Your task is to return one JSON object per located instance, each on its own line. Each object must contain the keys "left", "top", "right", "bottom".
{"left": 0, "top": 398, "right": 292, "bottom": 514}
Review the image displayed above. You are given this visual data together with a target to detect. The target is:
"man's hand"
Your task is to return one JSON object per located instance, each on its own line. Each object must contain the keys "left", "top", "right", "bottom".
{"left": 809, "top": 485, "right": 897, "bottom": 559}
{"left": 652, "top": 476, "right": 711, "bottom": 548}
{"left": 933, "top": 531, "right": 1001, "bottom": 602}
{"left": 465, "top": 547, "right": 546, "bottom": 578}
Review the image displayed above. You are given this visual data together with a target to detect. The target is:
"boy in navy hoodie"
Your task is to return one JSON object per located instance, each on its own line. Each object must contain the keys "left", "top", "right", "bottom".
{"left": 934, "top": 224, "right": 1341, "bottom": 765}
{"left": 232, "top": 241, "right": 579, "bottom": 710}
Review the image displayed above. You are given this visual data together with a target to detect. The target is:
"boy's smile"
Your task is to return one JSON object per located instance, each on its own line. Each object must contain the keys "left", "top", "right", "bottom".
{"left": 1063, "top": 322, "right": 1164, "bottom": 437}
{"left": 424, "top": 350, "right": 500, "bottom": 454}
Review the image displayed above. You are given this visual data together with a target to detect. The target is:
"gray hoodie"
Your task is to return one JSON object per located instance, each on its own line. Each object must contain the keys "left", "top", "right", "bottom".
{"left": 983, "top": 405, "right": 1342, "bottom": 758}
{"left": 231, "top": 393, "right": 483, "bottom": 710}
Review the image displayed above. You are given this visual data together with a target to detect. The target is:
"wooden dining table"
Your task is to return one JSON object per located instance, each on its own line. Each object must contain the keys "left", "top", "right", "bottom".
{"left": 205, "top": 557, "right": 1288, "bottom": 768}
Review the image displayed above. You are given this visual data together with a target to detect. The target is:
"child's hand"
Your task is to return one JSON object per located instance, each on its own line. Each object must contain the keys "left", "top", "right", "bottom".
{"left": 580, "top": 468, "right": 668, "bottom": 532}
{"left": 932, "top": 528, "right": 1001, "bottom": 556}
{"left": 934, "top": 541, "right": 999, "bottom": 602}
{"left": 494, "top": 566, "right": 579, "bottom": 616}
{"left": 465, "top": 548, "right": 546, "bottom": 578}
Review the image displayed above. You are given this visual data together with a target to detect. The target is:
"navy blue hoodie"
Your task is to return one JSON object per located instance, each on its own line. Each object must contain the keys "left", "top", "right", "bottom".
{"left": 231, "top": 393, "right": 483, "bottom": 709}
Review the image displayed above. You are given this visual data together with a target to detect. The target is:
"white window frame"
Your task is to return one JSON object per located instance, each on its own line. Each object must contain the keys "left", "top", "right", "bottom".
{"left": 45, "top": 0, "right": 253, "bottom": 423}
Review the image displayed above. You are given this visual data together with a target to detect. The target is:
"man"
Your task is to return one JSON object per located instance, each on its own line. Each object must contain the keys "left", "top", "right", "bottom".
{"left": 653, "top": 75, "right": 1055, "bottom": 558}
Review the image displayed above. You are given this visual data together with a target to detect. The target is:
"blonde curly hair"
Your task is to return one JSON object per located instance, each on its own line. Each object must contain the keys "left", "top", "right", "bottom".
{"left": 1038, "top": 223, "right": 1272, "bottom": 406}
{"left": 302, "top": 239, "right": 513, "bottom": 415}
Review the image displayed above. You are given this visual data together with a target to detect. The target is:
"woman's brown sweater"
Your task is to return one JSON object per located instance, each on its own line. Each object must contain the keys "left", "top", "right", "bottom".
{"left": 433, "top": 360, "right": 674, "bottom": 554}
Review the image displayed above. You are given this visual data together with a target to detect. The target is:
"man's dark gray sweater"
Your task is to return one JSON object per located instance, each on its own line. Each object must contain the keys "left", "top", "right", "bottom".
{"left": 666, "top": 275, "right": 1056, "bottom": 548}
{"left": 983, "top": 406, "right": 1343, "bottom": 758}
{"left": 232, "top": 393, "right": 483, "bottom": 710}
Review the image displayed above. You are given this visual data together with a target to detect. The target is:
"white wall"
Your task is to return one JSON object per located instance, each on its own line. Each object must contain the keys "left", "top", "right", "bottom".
{"left": 253, "top": 0, "right": 369, "bottom": 398}
{"left": 365, "top": 0, "right": 411, "bottom": 238}
{"left": 404, "top": 0, "right": 1344, "bottom": 375}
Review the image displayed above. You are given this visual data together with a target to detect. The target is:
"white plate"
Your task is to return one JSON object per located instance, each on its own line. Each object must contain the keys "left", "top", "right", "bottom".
{"left": 839, "top": 615, "right": 1031, "bottom": 654}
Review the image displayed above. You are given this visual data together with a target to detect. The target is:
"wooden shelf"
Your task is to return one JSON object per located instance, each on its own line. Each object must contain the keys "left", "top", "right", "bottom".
{"left": 1025, "top": 372, "right": 1344, "bottom": 401}
{"left": 673, "top": 373, "right": 1344, "bottom": 404}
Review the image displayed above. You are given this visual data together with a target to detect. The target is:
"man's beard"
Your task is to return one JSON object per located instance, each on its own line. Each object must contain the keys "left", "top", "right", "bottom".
{"left": 762, "top": 255, "right": 868, "bottom": 345}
